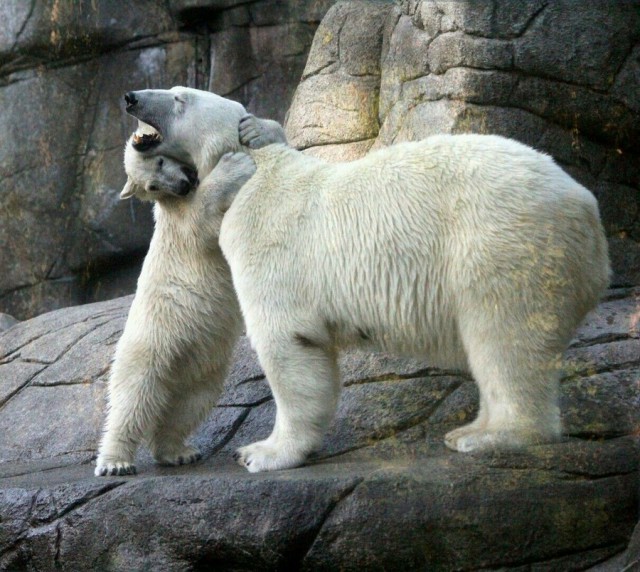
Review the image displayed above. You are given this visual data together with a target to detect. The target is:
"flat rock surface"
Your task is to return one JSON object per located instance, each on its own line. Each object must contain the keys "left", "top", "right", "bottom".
{"left": 1, "top": 288, "right": 639, "bottom": 570}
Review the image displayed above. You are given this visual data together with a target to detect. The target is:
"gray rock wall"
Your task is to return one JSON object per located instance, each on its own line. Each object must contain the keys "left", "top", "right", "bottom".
{"left": 286, "top": 0, "right": 640, "bottom": 286}
{"left": 1, "top": 2, "right": 639, "bottom": 569}
{"left": 0, "top": 0, "right": 334, "bottom": 320}
{"left": 2, "top": 0, "right": 639, "bottom": 320}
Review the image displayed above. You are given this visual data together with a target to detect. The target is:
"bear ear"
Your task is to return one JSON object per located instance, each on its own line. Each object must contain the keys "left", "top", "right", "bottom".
{"left": 120, "top": 178, "right": 139, "bottom": 200}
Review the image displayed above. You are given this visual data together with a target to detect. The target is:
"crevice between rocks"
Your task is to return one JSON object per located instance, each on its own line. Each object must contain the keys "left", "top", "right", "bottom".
{"left": 314, "top": 380, "right": 462, "bottom": 462}
{"left": 207, "top": 407, "right": 253, "bottom": 458}
{"left": 513, "top": 0, "right": 549, "bottom": 40}
{"left": 290, "top": 477, "right": 365, "bottom": 569}
{"left": 559, "top": 469, "right": 638, "bottom": 482}
{"left": 343, "top": 367, "right": 469, "bottom": 387}
{"left": 216, "top": 395, "right": 272, "bottom": 408}
{"left": 0, "top": 480, "right": 128, "bottom": 565}
{"left": 569, "top": 333, "right": 635, "bottom": 349}
{"left": 1, "top": 305, "right": 125, "bottom": 362}
{"left": 39, "top": 480, "right": 127, "bottom": 526}
{"left": 0, "top": 366, "right": 46, "bottom": 410}
{"left": 471, "top": 540, "right": 627, "bottom": 572}
{"left": 9, "top": 0, "right": 36, "bottom": 52}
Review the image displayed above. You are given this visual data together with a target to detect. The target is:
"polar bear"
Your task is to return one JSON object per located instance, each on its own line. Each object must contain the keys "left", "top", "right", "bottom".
{"left": 94, "top": 129, "right": 255, "bottom": 476}
{"left": 219, "top": 114, "right": 610, "bottom": 473}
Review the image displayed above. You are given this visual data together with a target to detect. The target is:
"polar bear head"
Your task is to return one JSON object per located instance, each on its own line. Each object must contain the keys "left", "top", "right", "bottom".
{"left": 123, "top": 86, "right": 245, "bottom": 176}
{"left": 121, "top": 134, "right": 199, "bottom": 202}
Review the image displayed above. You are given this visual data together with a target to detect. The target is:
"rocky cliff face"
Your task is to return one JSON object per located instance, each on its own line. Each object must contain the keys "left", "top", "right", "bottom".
{"left": 3, "top": 0, "right": 639, "bottom": 321}
{"left": 0, "top": 0, "right": 334, "bottom": 320}
{"left": 286, "top": 0, "right": 640, "bottom": 286}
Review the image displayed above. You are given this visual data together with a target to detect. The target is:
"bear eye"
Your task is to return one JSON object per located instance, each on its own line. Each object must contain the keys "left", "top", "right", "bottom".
{"left": 157, "top": 158, "right": 164, "bottom": 167}
{"left": 149, "top": 185, "right": 159, "bottom": 192}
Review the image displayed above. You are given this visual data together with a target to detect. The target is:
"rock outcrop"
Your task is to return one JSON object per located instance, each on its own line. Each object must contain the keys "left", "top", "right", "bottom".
{"left": 1, "top": 288, "right": 639, "bottom": 570}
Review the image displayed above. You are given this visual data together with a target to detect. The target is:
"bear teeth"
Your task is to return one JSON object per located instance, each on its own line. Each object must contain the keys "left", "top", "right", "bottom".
{"left": 133, "top": 132, "right": 162, "bottom": 143}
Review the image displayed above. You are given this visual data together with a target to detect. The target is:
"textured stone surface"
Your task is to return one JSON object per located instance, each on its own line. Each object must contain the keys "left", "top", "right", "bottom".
{"left": 284, "top": 0, "right": 640, "bottom": 286}
{"left": 3, "top": 0, "right": 639, "bottom": 319}
{"left": 0, "top": 314, "right": 19, "bottom": 333}
{"left": 1, "top": 288, "right": 638, "bottom": 570}
{"left": 0, "top": 0, "right": 334, "bottom": 320}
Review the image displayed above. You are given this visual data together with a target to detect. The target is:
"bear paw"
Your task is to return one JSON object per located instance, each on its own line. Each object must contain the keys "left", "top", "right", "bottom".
{"left": 239, "top": 114, "right": 265, "bottom": 149}
{"left": 445, "top": 426, "right": 556, "bottom": 452}
{"left": 444, "top": 422, "right": 486, "bottom": 451}
{"left": 218, "top": 151, "right": 256, "bottom": 179}
{"left": 239, "top": 114, "right": 286, "bottom": 149}
{"left": 233, "top": 440, "right": 305, "bottom": 473}
{"left": 154, "top": 445, "right": 202, "bottom": 467}
{"left": 94, "top": 459, "right": 137, "bottom": 477}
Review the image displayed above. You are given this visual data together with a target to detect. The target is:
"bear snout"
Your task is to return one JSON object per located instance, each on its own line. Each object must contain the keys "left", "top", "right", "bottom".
{"left": 177, "top": 180, "right": 193, "bottom": 196}
{"left": 124, "top": 91, "right": 138, "bottom": 109}
{"left": 181, "top": 166, "right": 199, "bottom": 187}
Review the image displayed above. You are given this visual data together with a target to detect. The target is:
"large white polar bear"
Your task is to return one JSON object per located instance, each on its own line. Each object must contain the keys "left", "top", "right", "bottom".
{"left": 221, "top": 115, "right": 611, "bottom": 472}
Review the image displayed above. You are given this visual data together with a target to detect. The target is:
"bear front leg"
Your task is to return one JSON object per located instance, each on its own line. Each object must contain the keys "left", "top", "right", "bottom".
{"left": 239, "top": 114, "right": 288, "bottom": 149}
{"left": 234, "top": 335, "right": 340, "bottom": 472}
{"left": 199, "top": 152, "right": 256, "bottom": 240}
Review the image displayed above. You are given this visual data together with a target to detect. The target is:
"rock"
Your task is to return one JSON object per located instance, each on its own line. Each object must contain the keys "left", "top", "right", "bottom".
{"left": 284, "top": 0, "right": 640, "bottom": 285}
{"left": 2, "top": 2, "right": 640, "bottom": 568}
{"left": 592, "top": 520, "right": 640, "bottom": 571}
{"left": 0, "top": 313, "right": 19, "bottom": 333}
{"left": 0, "top": 0, "right": 334, "bottom": 320}
{"left": 1, "top": 288, "right": 639, "bottom": 569}
{"left": 286, "top": 0, "right": 392, "bottom": 157}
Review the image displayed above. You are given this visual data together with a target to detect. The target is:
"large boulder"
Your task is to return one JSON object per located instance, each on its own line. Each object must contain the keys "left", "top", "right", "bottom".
{"left": 286, "top": 0, "right": 640, "bottom": 286}
{"left": 0, "top": 0, "right": 334, "bottom": 320}
{"left": 0, "top": 288, "right": 638, "bottom": 570}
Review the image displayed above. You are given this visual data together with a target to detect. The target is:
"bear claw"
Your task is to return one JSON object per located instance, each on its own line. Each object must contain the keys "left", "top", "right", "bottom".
{"left": 154, "top": 446, "right": 202, "bottom": 467}
{"left": 95, "top": 461, "right": 137, "bottom": 477}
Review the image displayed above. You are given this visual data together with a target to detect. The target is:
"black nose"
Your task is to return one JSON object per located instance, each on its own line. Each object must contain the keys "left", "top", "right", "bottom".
{"left": 178, "top": 180, "right": 193, "bottom": 196}
{"left": 181, "top": 166, "right": 199, "bottom": 187}
{"left": 124, "top": 92, "right": 138, "bottom": 107}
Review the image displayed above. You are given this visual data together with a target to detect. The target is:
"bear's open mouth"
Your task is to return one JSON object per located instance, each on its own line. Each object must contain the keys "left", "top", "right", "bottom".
{"left": 132, "top": 132, "right": 163, "bottom": 152}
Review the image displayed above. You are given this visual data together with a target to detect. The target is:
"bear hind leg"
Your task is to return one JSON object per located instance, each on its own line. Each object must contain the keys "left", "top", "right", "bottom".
{"left": 147, "top": 383, "right": 222, "bottom": 466}
{"left": 446, "top": 317, "right": 562, "bottom": 452}
{"left": 95, "top": 372, "right": 171, "bottom": 476}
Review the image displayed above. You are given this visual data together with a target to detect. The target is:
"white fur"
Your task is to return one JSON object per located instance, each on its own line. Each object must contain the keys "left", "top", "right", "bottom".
{"left": 94, "top": 142, "right": 254, "bottom": 475}
{"left": 220, "top": 131, "right": 610, "bottom": 472}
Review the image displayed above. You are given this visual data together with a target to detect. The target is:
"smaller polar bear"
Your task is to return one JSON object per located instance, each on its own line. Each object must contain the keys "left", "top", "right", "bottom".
{"left": 94, "top": 132, "right": 255, "bottom": 476}
{"left": 220, "top": 115, "right": 611, "bottom": 473}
